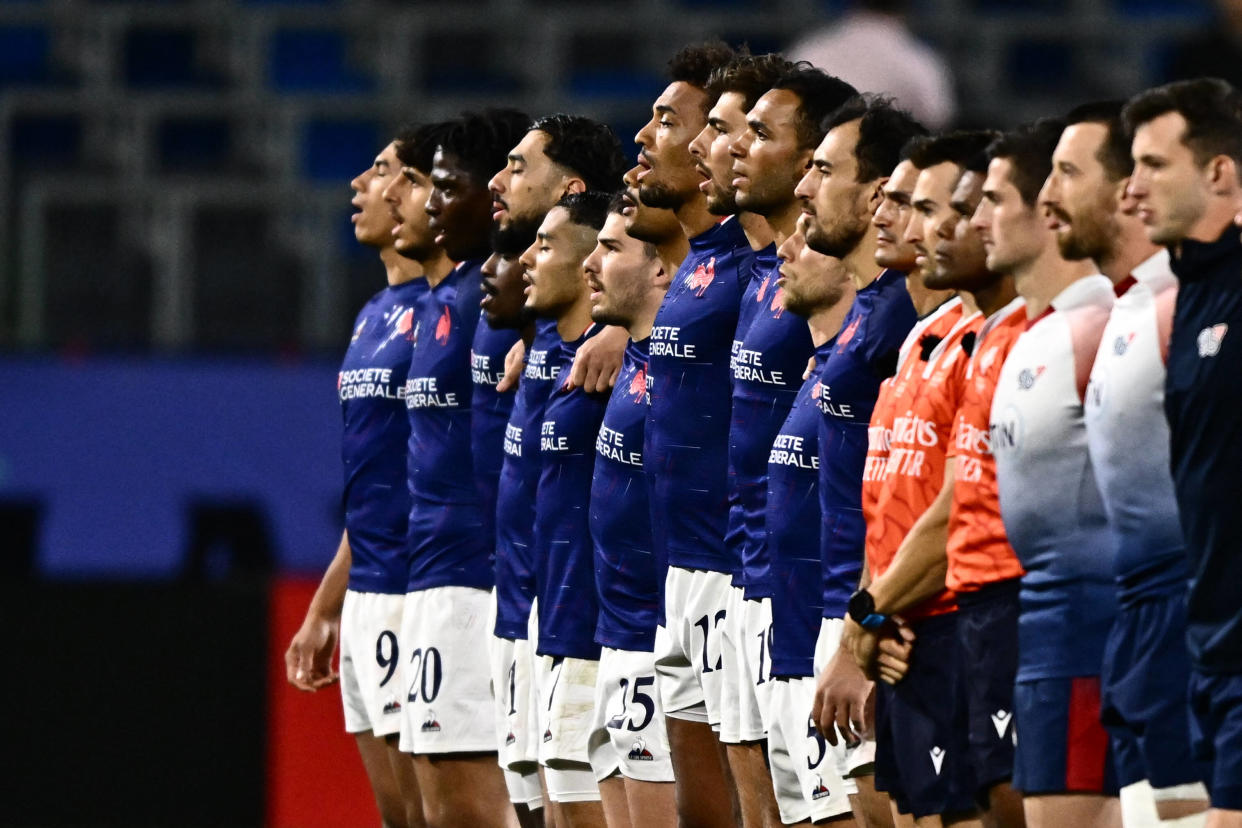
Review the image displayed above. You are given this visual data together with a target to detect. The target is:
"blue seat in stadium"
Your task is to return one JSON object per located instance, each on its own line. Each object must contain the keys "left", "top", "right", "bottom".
{"left": 0, "top": 25, "right": 53, "bottom": 85}
{"left": 124, "top": 26, "right": 225, "bottom": 89}
{"left": 269, "top": 28, "right": 375, "bottom": 93}
{"left": 301, "top": 118, "right": 381, "bottom": 182}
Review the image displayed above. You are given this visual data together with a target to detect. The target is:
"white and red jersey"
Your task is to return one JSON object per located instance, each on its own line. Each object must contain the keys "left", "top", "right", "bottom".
{"left": 1083, "top": 250, "right": 1188, "bottom": 608}
{"left": 990, "top": 274, "right": 1116, "bottom": 681}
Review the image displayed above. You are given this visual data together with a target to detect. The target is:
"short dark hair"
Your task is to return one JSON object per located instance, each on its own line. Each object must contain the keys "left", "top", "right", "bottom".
{"left": 394, "top": 121, "right": 453, "bottom": 174}
{"left": 769, "top": 66, "right": 859, "bottom": 150}
{"left": 704, "top": 52, "right": 794, "bottom": 113}
{"left": 1063, "top": 100, "right": 1131, "bottom": 181}
{"left": 987, "top": 118, "right": 1066, "bottom": 207}
{"left": 530, "top": 114, "right": 627, "bottom": 193}
{"left": 668, "top": 41, "right": 737, "bottom": 90}
{"left": 435, "top": 108, "right": 530, "bottom": 183}
{"left": 908, "top": 130, "right": 998, "bottom": 173}
{"left": 555, "top": 191, "right": 613, "bottom": 232}
{"left": 821, "top": 95, "right": 929, "bottom": 182}
{"left": 1122, "top": 78, "right": 1242, "bottom": 169}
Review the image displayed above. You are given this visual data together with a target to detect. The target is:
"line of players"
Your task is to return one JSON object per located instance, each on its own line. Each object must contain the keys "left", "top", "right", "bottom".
{"left": 285, "top": 42, "right": 1242, "bottom": 828}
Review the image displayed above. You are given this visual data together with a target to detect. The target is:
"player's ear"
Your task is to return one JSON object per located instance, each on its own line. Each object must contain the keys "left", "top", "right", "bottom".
{"left": 563, "top": 177, "right": 587, "bottom": 196}
{"left": 867, "top": 178, "right": 888, "bottom": 214}
{"left": 651, "top": 260, "right": 671, "bottom": 290}
{"left": 1208, "top": 155, "right": 1239, "bottom": 197}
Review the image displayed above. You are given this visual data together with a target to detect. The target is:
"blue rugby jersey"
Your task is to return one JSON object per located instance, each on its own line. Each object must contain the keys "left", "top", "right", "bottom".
{"left": 817, "top": 269, "right": 915, "bottom": 617}
{"left": 591, "top": 338, "right": 657, "bottom": 652}
{"left": 470, "top": 312, "right": 521, "bottom": 551}
{"left": 728, "top": 259, "right": 815, "bottom": 597}
{"left": 404, "top": 260, "right": 491, "bottom": 592}
{"left": 534, "top": 325, "right": 609, "bottom": 660}
{"left": 767, "top": 341, "right": 833, "bottom": 677}
{"left": 339, "top": 278, "right": 426, "bottom": 594}
{"left": 493, "top": 318, "right": 561, "bottom": 639}
{"left": 645, "top": 217, "right": 758, "bottom": 575}
{"left": 1166, "top": 228, "right": 1242, "bottom": 673}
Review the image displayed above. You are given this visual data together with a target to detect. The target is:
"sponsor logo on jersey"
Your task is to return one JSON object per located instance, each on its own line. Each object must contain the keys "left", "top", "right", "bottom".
{"left": 810, "top": 775, "right": 831, "bottom": 800}
{"left": 929, "top": 746, "right": 946, "bottom": 776}
{"left": 421, "top": 710, "right": 441, "bottom": 733}
{"left": 686, "top": 257, "right": 716, "bottom": 297}
{"left": 1197, "top": 323, "right": 1228, "bottom": 357}
{"left": 628, "top": 738, "right": 654, "bottom": 761}
{"left": 1113, "top": 332, "right": 1136, "bottom": 356}
{"left": 1016, "top": 366, "right": 1045, "bottom": 390}
{"left": 434, "top": 306, "right": 452, "bottom": 345}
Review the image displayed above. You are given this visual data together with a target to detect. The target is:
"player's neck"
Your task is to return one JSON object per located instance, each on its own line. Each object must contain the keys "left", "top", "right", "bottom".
{"left": 420, "top": 250, "right": 456, "bottom": 289}
{"left": 657, "top": 235, "right": 691, "bottom": 280}
{"left": 627, "top": 296, "right": 665, "bottom": 343}
{"left": 1016, "top": 248, "right": 1097, "bottom": 318}
{"left": 764, "top": 203, "right": 801, "bottom": 247}
{"left": 380, "top": 246, "right": 423, "bottom": 285}
{"left": 1184, "top": 196, "right": 1240, "bottom": 246}
{"left": 808, "top": 284, "right": 858, "bottom": 347}
{"left": 739, "top": 212, "right": 774, "bottom": 250}
{"left": 554, "top": 295, "right": 594, "bottom": 342}
{"left": 904, "top": 270, "right": 955, "bottom": 317}
{"left": 1098, "top": 215, "right": 1160, "bottom": 284}
{"left": 678, "top": 193, "right": 719, "bottom": 241}
{"left": 972, "top": 274, "right": 1017, "bottom": 318}
{"left": 842, "top": 229, "right": 884, "bottom": 292}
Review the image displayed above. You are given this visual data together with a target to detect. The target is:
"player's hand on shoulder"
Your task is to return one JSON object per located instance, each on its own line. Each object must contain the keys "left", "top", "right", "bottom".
{"left": 569, "top": 325, "right": 627, "bottom": 392}
{"left": 497, "top": 339, "right": 526, "bottom": 393}
{"left": 285, "top": 613, "right": 341, "bottom": 692}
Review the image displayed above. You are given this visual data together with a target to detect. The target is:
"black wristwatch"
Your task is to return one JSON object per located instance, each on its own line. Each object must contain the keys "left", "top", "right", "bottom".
{"left": 847, "top": 588, "right": 889, "bottom": 630}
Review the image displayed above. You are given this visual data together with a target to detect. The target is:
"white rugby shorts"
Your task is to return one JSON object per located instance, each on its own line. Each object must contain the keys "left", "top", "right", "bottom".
{"left": 654, "top": 566, "right": 732, "bottom": 725}
{"left": 488, "top": 598, "right": 540, "bottom": 771}
{"left": 340, "top": 590, "right": 407, "bottom": 738}
{"left": 591, "top": 646, "right": 674, "bottom": 783}
{"left": 719, "top": 589, "right": 774, "bottom": 744}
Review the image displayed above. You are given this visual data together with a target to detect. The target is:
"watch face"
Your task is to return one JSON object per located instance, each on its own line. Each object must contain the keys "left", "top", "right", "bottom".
{"left": 848, "top": 588, "right": 874, "bottom": 621}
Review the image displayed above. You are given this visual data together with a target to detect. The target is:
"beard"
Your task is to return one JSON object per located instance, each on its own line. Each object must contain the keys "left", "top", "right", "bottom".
{"left": 805, "top": 213, "right": 868, "bottom": 259}
{"left": 638, "top": 181, "right": 689, "bottom": 211}
{"left": 491, "top": 215, "right": 540, "bottom": 256}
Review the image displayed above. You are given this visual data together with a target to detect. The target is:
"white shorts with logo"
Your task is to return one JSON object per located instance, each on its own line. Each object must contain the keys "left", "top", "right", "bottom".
{"left": 766, "top": 617, "right": 873, "bottom": 824}
{"left": 340, "top": 590, "right": 407, "bottom": 737}
{"left": 719, "top": 588, "right": 773, "bottom": 743}
{"left": 488, "top": 597, "right": 540, "bottom": 772}
{"left": 397, "top": 585, "right": 497, "bottom": 755}
{"left": 654, "top": 566, "right": 732, "bottom": 725}
{"left": 536, "top": 654, "right": 610, "bottom": 769}
{"left": 591, "top": 646, "right": 675, "bottom": 783}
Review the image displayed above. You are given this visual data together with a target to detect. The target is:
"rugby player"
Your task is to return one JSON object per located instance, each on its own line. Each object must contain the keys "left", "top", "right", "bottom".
{"left": 723, "top": 65, "right": 858, "bottom": 827}
{"left": 795, "top": 95, "right": 926, "bottom": 826}
{"left": 619, "top": 162, "right": 689, "bottom": 279}
{"left": 983, "top": 121, "right": 1117, "bottom": 828}
{"left": 387, "top": 114, "right": 516, "bottom": 827}
{"left": 1124, "top": 77, "right": 1242, "bottom": 828}
{"left": 520, "top": 192, "right": 614, "bottom": 826}
{"left": 583, "top": 200, "right": 676, "bottom": 828}
{"left": 1042, "top": 100, "right": 1210, "bottom": 826}
{"left": 762, "top": 222, "right": 859, "bottom": 826}
{"left": 634, "top": 40, "right": 755, "bottom": 828}
{"left": 486, "top": 114, "right": 627, "bottom": 819}
{"left": 284, "top": 132, "right": 442, "bottom": 828}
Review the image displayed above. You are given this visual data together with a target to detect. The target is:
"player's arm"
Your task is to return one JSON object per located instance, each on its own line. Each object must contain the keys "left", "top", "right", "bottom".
{"left": 284, "top": 530, "right": 351, "bottom": 691}
{"left": 566, "top": 324, "right": 627, "bottom": 392}
{"left": 815, "top": 568, "right": 877, "bottom": 744}
{"left": 869, "top": 461, "right": 955, "bottom": 617}
{"left": 496, "top": 338, "right": 526, "bottom": 393}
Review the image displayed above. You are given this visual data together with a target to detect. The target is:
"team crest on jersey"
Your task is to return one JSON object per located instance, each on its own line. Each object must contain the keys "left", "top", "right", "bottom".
{"left": 686, "top": 257, "right": 716, "bottom": 297}
{"left": 434, "top": 306, "right": 452, "bottom": 345}
{"left": 756, "top": 275, "right": 770, "bottom": 304}
{"left": 629, "top": 367, "right": 647, "bottom": 404}
{"left": 810, "top": 775, "right": 830, "bottom": 800}
{"left": 812, "top": 381, "right": 822, "bottom": 400}
{"left": 1114, "top": 332, "right": 1136, "bottom": 356}
{"left": 1197, "top": 323, "right": 1228, "bottom": 357}
{"left": 836, "top": 316, "right": 861, "bottom": 349}
{"left": 421, "top": 709, "right": 441, "bottom": 733}
{"left": 770, "top": 286, "right": 785, "bottom": 318}
{"left": 628, "top": 738, "right": 654, "bottom": 761}
{"left": 1017, "top": 366, "right": 1045, "bottom": 390}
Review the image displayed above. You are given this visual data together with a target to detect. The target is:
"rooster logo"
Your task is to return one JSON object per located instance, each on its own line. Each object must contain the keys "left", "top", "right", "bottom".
{"left": 756, "top": 275, "right": 770, "bottom": 304}
{"left": 837, "top": 316, "right": 861, "bottom": 349}
{"left": 629, "top": 367, "right": 647, "bottom": 403}
{"left": 686, "top": 257, "right": 717, "bottom": 297}
{"left": 771, "top": 286, "right": 785, "bottom": 318}
{"left": 435, "top": 306, "right": 452, "bottom": 345}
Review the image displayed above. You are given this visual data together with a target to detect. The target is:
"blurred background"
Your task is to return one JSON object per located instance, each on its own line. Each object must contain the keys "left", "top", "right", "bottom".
{"left": 0, "top": 0, "right": 1231, "bottom": 825}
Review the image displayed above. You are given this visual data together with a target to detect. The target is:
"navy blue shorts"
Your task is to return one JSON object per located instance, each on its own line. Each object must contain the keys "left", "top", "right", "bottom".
{"left": 1013, "top": 676, "right": 1117, "bottom": 795}
{"left": 956, "top": 579, "right": 1019, "bottom": 793}
{"left": 1101, "top": 592, "right": 1208, "bottom": 790}
{"left": 1189, "top": 669, "right": 1242, "bottom": 810}
{"left": 874, "top": 612, "right": 977, "bottom": 818}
